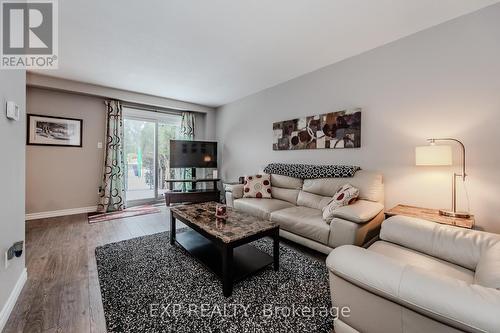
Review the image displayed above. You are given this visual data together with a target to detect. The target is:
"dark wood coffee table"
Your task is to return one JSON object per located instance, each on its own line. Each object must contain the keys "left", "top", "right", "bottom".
{"left": 169, "top": 202, "right": 279, "bottom": 297}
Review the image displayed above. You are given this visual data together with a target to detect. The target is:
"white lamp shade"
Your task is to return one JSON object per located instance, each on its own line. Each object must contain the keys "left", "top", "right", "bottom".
{"left": 415, "top": 145, "right": 452, "bottom": 166}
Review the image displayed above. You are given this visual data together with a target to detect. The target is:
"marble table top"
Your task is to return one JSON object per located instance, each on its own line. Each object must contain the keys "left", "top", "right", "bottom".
{"left": 170, "top": 202, "right": 278, "bottom": 243}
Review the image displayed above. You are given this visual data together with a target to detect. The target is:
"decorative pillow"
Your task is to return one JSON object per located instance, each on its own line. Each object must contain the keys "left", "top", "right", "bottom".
{"left": 243, "top": 174, "right": 272, "bottom": 199}
{"left": 322, "top": 184, "right": 359, "bottom": 223}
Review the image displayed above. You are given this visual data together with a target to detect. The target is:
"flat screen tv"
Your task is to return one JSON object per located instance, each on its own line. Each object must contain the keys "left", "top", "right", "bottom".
{"left": 170, "top": 140, "right": 217, "bottom": 168}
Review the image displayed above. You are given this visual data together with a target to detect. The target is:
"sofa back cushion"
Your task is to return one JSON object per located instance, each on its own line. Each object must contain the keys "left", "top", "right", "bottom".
{"left": 271, "top": 187, "right": 300, "bottom": 205}
{"left": 297, "top": 191, "right": 332, "bottom": 210}
{"left": 381, "top": 215, "right": 500, "bottom": 270}
{"left": 270, "top": 174, "right": 303, "bottom": 189}
{"left": 475, "top": 243, "right": 500, "bottom": 289}
{"left": 270, "top": 174, "right": 302, "bottom": 205}
{"left": 301, "top": 170, "right": 384, "bottom": 203}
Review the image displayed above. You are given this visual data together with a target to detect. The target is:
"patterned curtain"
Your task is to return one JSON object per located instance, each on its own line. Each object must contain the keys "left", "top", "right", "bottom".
{"left": 97, "top": 100, "right": 126, "bottom": 212}
{"left": 176, "top": 112, "right": 195, "bottom": 190}
{"left": 180, "top": 112, "right": 195, "bottom": 139}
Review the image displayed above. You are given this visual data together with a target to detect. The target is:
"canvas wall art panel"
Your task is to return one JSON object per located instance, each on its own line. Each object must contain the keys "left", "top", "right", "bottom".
{"left": 272, "top": 109, "right": 361, "bottom": 150}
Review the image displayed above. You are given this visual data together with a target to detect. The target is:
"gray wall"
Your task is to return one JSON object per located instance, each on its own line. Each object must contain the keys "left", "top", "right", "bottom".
{"left": 216, "top": 5, "right": 500, "bottom": 233}
{"left": 0, "top": 70, "right": 26, "bottom": 318}
{"left": 26, "top": 87, "right": 215, "bottom": 214}
{"left": 26, "top": 87, "right": 106, "bottom": 213}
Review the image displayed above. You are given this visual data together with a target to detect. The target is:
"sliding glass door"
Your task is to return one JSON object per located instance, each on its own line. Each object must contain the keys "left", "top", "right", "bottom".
{"left": 124, "top": 118, "right": 156, "bottom": 201}
{"left": 123, "top": 108, "right": 181, "bottom": 203}
{"left": 157, "top": 121, "right": 180, "bottom": 197}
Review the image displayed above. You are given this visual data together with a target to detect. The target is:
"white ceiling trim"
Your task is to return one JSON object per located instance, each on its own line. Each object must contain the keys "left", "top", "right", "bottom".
{"left": 27, "top": 73, "right": 215, "bottom": 113}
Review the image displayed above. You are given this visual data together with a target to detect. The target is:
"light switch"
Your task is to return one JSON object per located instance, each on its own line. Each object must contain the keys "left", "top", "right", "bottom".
{"left": 97, "top": 142, "right": 103, "bottom": 149}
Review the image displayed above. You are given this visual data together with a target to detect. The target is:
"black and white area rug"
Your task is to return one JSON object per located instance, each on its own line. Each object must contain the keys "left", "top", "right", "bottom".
{"left": 95, "top": 231, "right": 334, "bottom": 332}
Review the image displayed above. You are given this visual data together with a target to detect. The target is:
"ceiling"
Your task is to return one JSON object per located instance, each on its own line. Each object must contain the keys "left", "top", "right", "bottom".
{"left": 32, "top": 0, "right": 499, "bottom": 107}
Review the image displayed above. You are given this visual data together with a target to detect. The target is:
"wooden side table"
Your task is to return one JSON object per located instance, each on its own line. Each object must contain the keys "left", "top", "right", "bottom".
{"left": 385, "top": 204, "right": 474, "bottom": 229}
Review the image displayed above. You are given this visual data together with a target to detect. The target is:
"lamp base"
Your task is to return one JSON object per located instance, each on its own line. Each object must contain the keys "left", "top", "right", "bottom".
{"left": 439, "top": 209, "right": 471, "bottom": 219}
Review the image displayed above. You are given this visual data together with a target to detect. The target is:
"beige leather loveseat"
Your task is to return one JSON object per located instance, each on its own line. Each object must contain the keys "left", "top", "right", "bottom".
{"left": 327, "top": 215, "right": 500, "bottom": 333}
{"left": 225, "top": 170, "right": 384, "bottom": 254}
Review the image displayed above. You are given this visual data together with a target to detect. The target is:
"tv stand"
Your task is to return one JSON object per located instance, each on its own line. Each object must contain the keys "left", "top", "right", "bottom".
{"left": 164, "top": 178, "right": 220, "bottom": 206}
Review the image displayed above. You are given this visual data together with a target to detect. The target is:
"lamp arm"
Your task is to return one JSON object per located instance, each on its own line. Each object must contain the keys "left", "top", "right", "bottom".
{"left": 427, "top": 138, "right": 466, "bottom": 181}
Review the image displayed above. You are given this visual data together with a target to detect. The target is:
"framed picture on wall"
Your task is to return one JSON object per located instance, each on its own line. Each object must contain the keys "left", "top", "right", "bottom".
{"left": 27, "top": 114, "right": 83, "bottom": 147}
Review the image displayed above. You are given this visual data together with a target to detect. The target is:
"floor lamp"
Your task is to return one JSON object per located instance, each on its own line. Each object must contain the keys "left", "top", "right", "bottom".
{"left": 415, "top": 138, "right": 471, "bottom": 219}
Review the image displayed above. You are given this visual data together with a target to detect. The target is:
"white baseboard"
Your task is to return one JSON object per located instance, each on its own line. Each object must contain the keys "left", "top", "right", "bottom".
{"left": 0, "top": 268, "right": 27, "bottom": 332}
{"left": 25, "top": 206, "right": 98, "bottom": 221}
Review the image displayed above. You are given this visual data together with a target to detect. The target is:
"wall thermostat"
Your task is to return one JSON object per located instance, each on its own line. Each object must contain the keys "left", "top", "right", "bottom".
{"left": 6, "top": 101, "right": 20, "bottom": 121}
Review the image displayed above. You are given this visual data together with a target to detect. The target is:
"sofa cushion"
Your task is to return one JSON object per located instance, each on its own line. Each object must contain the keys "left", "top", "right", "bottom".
{"left": 233, "top": 198, "right": 293, "bottom": 220}
{"left": 398, "top": 265, "right": 500, "bottom": 333}
{"left": 475, "top": 243, "right": 500, "bottom": 290}
{"left": 348, "top": 170, "right": 384, "bottom": 203}
{"left": 302, "top": 170, "right": 384, "bottom": 203}
{"left": 270, "top": 174, "right": 303, "bottom": 189}
{"left": 327, "top": 245, "right": 500, "bottom": 333}
{"left": 296, "top": 191, "right": 331, "bottom": 210}
{"left": 302, "top": 178, "right": 343, "bottom": 197}
{"left": 271, "top": 187, "right": 300, "bottom": 205}
{"left": 369, "top": 241, "right": 474, "bottom": 283}
{"left": 270, "top": 206, "right": 330, "bottom": 245}
{"left": 330, "top": 200, "right": 384, "bottom": 224}
{"left": 322, "top": 184, "right": 360, "bottom": 223}
{"left": 381, "top": 216, "right": 500, "bottom": 270}
{"left": 243, "top": 174, "right": 272, "bottom": 199}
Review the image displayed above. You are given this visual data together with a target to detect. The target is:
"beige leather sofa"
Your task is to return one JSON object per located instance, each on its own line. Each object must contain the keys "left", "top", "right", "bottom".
{"left": 225, "top": 170, "right": 384, "bottom": 254}
{"left": 327, "top": 215, "right": 500, "bottom": 333}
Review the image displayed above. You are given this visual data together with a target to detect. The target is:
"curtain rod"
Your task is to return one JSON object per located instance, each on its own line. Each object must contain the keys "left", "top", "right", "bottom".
{"left": 119, "top": 101, "right": 194, "bottom": 116}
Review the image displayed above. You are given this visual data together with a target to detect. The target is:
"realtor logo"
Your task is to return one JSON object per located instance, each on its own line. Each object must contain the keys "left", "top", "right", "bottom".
{"left": 1, "top": 0, "right": 58, "bottom": 69}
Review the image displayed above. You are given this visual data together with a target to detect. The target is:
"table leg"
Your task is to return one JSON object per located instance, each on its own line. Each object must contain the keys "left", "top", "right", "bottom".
{"left": 170, "top": 212, "right": 176, "bottom": 245}
{"left": 222, "top": 245, "right": 233, "bottom": 297}
{"left": 273, "top": 230, "right": 280, "bottom": 271}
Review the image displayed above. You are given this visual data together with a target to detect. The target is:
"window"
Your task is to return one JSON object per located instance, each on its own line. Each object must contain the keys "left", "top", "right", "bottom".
{"left": 123, "top": 107, "right": 182, "bottom": 202}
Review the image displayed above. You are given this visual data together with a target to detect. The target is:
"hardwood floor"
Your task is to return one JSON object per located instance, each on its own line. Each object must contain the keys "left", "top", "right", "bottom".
{"left": 4, "top": 206, "right": 326, "bottom": 333}
{"left": 4, "top": 207, "right": 172, "bottom": 333}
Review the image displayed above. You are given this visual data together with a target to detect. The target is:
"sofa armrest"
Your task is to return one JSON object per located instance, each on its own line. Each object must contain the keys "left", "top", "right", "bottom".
{"left": 224, "top": 184, "right": 244, "bottom": 208}
{"left": 224, "top": 184, "right": 244, "bottom": 199}
{"left": 331, "top": 200, "right": 384, "bottom": 224}
{"left": 327, "top": 245, "right": 500, "bottom": 333}
{"left": 225, "top": 192, "right": 234, "bottom": 208}
{"left": 381, "top": 216, "right": 500, "bottom": 270}
{"left": 327, "top": 245, "right": 405, "bottom": 299}
{"left": 328, "top": 210, "right": 384, "bottom": 248}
